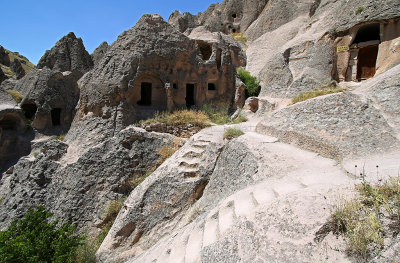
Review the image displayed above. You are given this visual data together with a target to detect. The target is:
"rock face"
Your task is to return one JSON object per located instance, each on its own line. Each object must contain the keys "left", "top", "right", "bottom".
{"left": 0, "top": 127, "right": 175, "bottom": 230}
{"left": 0, "top": 68, "right": 7, "bottom": 85}
{"left": 37, "top": 32, "right": 93, "bottom": 74}
{"left": 0, "top": 46, "right": 10, "bottom": 67}
{"left": 169, "top": 0, "right": 269, "bottom": 35}
{"left": 91, "top": 41, "right": 109, "bottom": 66}
{"left": 97, "top": 127, "right": 225, "bottom": 262}
{"left": 0, "top": 108, "right": 33, "bottom": 174}
{"left": 10, "top": 59, "right": 25, "bottom": 79}
{"left": 72, "top": 14, "right": 242, "bottom": 146}
{"left": 256, "top": 64, "right": 400, "bottom": 160}
{"left": 12, "top": 68, "right": 81, "bottom": 135}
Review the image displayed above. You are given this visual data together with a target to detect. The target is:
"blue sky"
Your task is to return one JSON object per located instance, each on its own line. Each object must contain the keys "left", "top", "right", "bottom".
{"left": 1, "top": 0, "right": 218, "bottom": 65}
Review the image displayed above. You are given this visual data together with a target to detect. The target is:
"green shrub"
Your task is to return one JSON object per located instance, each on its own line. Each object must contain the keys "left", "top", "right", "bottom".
{"left": 200, "top": 103, "right": 231, "bottom": 124}
{"left": 292, "top": 86, "right": 344, "bottom": 104}
{"left": 224, "top": 128, "right": 244, "bottom": 140}
{"left": 74, "top": 238, "right": 97, "bottom": 263}
{"left": 0, "top": 206, "right": 83, "bottom": 263}
{"left": 237, "top": 69, "right": 260, "bottom": 97}
{"left": 231, "top": 110, "right": 248, "bottom": 124}
{"left": 355, "top": 6, "right": 364, "bottom": 15}
{"left": 57, "top": 134, "right": 66, "bottom": 141}
{"left": 6, "top": 90, "right": 23, "bottom": 103}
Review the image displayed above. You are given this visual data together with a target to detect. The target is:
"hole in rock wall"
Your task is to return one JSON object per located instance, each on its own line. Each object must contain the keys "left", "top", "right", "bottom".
{"left": 21, "top": 102, "right": 37, "bottom": 120}
{"left": 232, "top": 29, "right": 237, "bottom": 33}
{"left": 173, "top": 83, "right": 178, "bottom": 89}
{"left": 197, "top": 40, "right": 212, "bottom": 61}
{"left": 216, "top": 48, "right": 222, "bottom": 70}
{"left": 353, "top": 23, "right": 380, "bottom": 44}
{"left": 138, "top": 82, "right": 152, "bottom": 106}
{"left": 51, "top": 108, "right": 61, "bottom": 126}
{"left": 208, "top": 83, "right": 216, "bottom": 91}
{"left": 232, "top": 14, "right": 237, "bottom": 19}
{"left": 186, "top": 84, "right": 195, "bottom": 108}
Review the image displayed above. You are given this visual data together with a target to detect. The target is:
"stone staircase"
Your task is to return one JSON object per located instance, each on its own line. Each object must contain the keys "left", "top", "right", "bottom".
{"left": 127, "top": 130, "right": 355, "bottom": 263}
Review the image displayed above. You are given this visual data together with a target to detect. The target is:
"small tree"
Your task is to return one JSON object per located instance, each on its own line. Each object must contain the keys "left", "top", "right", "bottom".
{"left": 0, "top": 206, "right": 83, "bottom": 263}
{"left": 237, "top": 68, "right": 261, "bottom": 97}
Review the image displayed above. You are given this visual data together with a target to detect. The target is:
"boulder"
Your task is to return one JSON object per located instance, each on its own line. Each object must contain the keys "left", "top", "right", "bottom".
{"left": 37, "top": 32, "right": 93, "bottom": 74}
{"left": 91, "top": 41, "right": 109, "bottom": 66}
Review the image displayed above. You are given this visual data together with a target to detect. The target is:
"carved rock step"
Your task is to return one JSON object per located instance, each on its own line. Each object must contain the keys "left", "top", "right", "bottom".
{"left": 179, "top": 160, "right": 200, "bottom": 169}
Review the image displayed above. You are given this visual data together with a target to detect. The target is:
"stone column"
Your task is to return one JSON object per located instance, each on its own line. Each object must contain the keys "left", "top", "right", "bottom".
{"left": 165, "top": 83, "right": 173, "bottom": 111}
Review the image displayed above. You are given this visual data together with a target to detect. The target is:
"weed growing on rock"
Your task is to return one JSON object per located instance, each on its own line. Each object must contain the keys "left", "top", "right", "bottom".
{"left": 292, "top": 86, "right": 344, "bottom": 104}
{"left": 330, "top": 176, "right": 400, "bottom": 259}
{"left": 237, "top": 69, "right": 260, "bottom": 97}
{"left": 224, "top": 128, "right": 244, "bottom": 140}
{"left": 355, "top": 6, "right": 365, "bottom": 15}
{"left": 231, "top": 32, "right": 248, "bottom": 43}
{"left": 56, "top": 134, "right": 66, "bottom": 141}
{"left": 33, "top": 152, "right": 39, "bottom": 158}
{"left": 6, "top": 90, "right": 23, "bottom": 103}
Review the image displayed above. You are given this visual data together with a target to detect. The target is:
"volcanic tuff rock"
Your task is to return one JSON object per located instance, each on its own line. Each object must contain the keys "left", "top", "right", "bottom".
{"left": 0, "top": 127, "right": 176, "bottom": 230}
{"left": 91, "top": 41, "right": 109, "bottom": 66}
{"left": 0, "top": 46, "right": 10, "bottom": 67}
{"left": 70, "top": 14, "right": 242, "bottom": 148}
{"left": 169, "top": 0, "right": 269, "bottom": 35}
{"left": 37, "top": 32, "right": 93, "bottom": 74}
{"left": 256, "top": 64, "right": 400, "bottom": 160}
{"left": 11, "top": 68, "right": 81, "bottom": 135}
{"left": 10, "top": 59, "right": 25, "bottom": 79}
{"left": 0, "top": 68, "right": 7, "bottom": 85}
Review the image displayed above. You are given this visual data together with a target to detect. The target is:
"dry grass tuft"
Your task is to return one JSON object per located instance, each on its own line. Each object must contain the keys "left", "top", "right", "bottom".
{"left": 140, "top": 110, "right": 211, "bottom": 128}
{"left": 7, "top": 90, "right": 23, "bottom": 103}
{"left": 231, "top": 32, "right": 248, "bottom": 43}
{"left": 292, "top": 86, "right": 343, "bottom": 104}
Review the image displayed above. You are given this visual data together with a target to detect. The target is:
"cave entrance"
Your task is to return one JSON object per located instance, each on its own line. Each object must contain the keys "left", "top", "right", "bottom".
{"left": 21, "top": 102, "right": 37, "bottom": 120}
{"left": 357, "top": 45, "right": 379, "bottom": 80}
{"left": 186, "top": 84, "right": 195, "bottom": 109}
{"left": 51, "top": 108, "right": 61, "bottom": 126}
{"left": 0, "top": 119, "right": 16, "bottom": 130}
{"left": 196, "top": 40, "right": 212, "bottom": 61}
{"left": 354, "top": 23, "right": 380, "bottom": 44}
{"left": 138, "top": 82, "right": 152, "bottom": 106}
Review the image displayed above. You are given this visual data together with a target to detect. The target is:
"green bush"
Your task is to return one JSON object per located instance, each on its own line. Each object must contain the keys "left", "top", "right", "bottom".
{"left": 237, "top": 69, "right": 260, "bottom": 97}
{"left": 224, "top": 128, "right": 244, "bottom": 140}
{"left": 0, "top": 206, "right": 83, "bottom": 263}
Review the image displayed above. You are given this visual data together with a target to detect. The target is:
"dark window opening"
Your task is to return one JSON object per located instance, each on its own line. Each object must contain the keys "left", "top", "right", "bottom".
{"left": 0, "top": 119, "right": 17, "bottom": 130}
{"left": 173, "top": 83, "right": 178, "bottom": 89}
{"left": 208, "top": 83, "right": 216, "bottom": 91}
{"left": 186, "top": 84, "right": 195, "bottom": 109}
{"left": 138, "top": 82, "right": 152, "bottom": 106}
{"left": 357, "top": 45, "right": 379, "bottom": 80}
{"left": 232, "top": 14, "right": 237, "bottom": 18}
{"left": 216, "top": 48, "right": 222, "bottom": 70}
{"left": 51, "top": 108, "right": 61, "bottom": 126}
{"left": 196, "top": 40, "right": 212, "bottom": 61}
{"left": 354, "top": 23, "right": 380, "bottom": 44}
{"left": 232, "top": 29, "right": 237, "bottom": 33}
{"left": 21, "top": 102, "right": 37, "bottom": 120}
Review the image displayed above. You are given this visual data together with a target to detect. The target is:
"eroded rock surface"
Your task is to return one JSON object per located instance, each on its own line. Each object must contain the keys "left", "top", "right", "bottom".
{"left": 91, "top": 41, "right": 109, "bottom": 66}
{"left": 37, "top": 32, "right": 93, "bottom": 74}
{"left": 0, "top": 127, "right": 175, "bottom": 230}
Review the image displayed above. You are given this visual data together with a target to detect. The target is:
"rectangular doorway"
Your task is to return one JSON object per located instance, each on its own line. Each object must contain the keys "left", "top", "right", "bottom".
{"left": 357, "top": 45, "right": 379, "bottom": 80}
{"left": 186, "top": 84, "right": 195, "bottom": 108}
{"left": 139, "top": 82, "right": 152, "bottom": 105}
